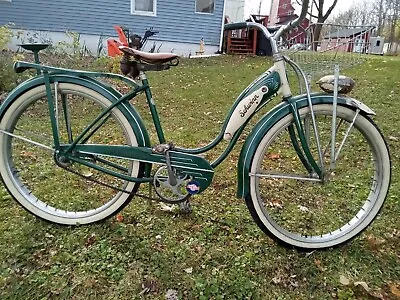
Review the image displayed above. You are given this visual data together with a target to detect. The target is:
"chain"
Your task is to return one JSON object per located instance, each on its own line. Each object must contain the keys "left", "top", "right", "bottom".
{"left": 56, "top": 162, "right": 160, "bottom": 201}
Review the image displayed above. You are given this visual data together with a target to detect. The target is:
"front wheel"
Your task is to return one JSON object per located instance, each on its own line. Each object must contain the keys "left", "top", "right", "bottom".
{"left": 246, "top": 104, "right": 391, "bottom": 249}
{"left": 0, "top": 83, "right": 143, "bottom": 225}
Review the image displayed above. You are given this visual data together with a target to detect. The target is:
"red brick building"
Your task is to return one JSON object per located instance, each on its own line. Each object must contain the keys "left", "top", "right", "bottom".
{"left": 269, "top": 0, "right": 295, "bottom": 25}
{"left": 269, "top": 0, "right": 310, "bottom": 46}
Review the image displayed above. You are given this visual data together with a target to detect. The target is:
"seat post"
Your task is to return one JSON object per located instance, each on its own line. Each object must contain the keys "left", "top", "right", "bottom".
{"left": 19, "top": 44, "right": 50, "bottom": 75}
{"left": 140, "top": 72, "right": 166, "bottom": 144}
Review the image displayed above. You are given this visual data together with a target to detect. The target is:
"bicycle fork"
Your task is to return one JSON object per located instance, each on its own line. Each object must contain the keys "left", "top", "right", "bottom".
{"left": 287, "top": 98, "right": 323, "bottom": 180}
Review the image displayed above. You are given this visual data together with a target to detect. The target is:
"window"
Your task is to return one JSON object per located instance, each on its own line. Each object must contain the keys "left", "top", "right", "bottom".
{"left": 196, "top": 0, "right": 215, "bottom": 14}
{"left": 131, "top": 0, "right": 156, "bottom": 16}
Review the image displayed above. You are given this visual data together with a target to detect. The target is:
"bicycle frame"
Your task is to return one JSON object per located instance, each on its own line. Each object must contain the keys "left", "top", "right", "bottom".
{"left": 0, "top": 0, "right": 391, "bottom": 249}
{"left": 1, "top": 52, "right": 377, "bottom": 198}
{"left": 1, "top": 59, "right": 282, "bottom": 192}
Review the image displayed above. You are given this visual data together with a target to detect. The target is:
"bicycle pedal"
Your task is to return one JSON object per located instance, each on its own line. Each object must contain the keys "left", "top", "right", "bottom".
{"left": 152, "top": 143, "right": 174, "bottom": 154}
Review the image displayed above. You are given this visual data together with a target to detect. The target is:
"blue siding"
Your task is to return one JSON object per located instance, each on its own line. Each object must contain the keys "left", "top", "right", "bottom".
{"left": 0, "top": 0, "right": 224, "bottom": 45}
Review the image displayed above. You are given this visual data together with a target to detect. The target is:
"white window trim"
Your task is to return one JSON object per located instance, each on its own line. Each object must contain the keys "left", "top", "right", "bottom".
{"left": 131, "top": 0, "right": 156, "bottom": 16}
{"left": 195, "top": 0, "right": 215, "bottom": 15}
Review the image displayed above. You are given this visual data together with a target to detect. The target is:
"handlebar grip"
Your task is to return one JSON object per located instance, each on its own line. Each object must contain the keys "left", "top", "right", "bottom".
{"left": 224, "top": 22, "right": 249, "bottom": 31}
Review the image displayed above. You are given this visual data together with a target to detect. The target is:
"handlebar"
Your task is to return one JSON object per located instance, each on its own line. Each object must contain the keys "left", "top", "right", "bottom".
{"left": 224, "top": 0, "right": 310, "bottom": 54}
{"left": 224, "top": 22, "right": 279, "bottom": 40}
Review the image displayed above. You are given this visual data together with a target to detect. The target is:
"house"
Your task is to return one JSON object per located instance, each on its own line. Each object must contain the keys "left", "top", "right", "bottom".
{"left": 269, "top": 0, "right": 295, "bottom": 26}
{"left": 0, "top": 0, "right": 231, "bottom": 56}
{"left": 319, "top": 27, "right": 374, "bottom": 53}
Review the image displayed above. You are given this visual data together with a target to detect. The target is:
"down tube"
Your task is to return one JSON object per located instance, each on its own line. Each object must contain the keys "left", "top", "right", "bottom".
{"left": 177, "top": 66, "right": 282, "bottom": 160}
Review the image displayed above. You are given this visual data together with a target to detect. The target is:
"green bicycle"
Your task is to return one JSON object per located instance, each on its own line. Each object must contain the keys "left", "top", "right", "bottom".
{"left": 0, "top": 0, "right": 391, "bottom": 249}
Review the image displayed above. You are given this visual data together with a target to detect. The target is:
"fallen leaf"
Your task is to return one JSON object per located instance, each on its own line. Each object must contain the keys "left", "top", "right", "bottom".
{"left": 159, "top": 203, "right": 174, "bottom": 212}
{"left": 45, "top": 233, "right": 54, "bottom": 238}
{"left": 298, "top": 205, "right": 309, "bottom": 212}
{"left": 389, "top": 283, "right": 400, "bottom": 297}
{"left": 268, "top": 153, "right": 281, "bottom": 159}
{"left": 21, "top": 151, "right": 37, "bottom": 159}
{"left": 140, "top": 279, "right": 159, "bottom": 294}
{"left": 85, "top": 233, "right": 96, "bottom": 247}
{"left": 165, "top": 289, "right": 178, "bottom": 300}
{"left": 340, "top": 275, "right": 350, "bottom": 285}
{"left": 268, "top": 199, "right": 284, "bottom": 209}
{"left": 366, "top": 234, "right": 385, "bottom": 250}
{"left": 184, "top": 267, "right": 193, "bottom": 274}
{"left": 82, "top": 169, "right": 93, "bottom": 177}
{"left": 116, "top": 214, "right": 124, "bottom": 222}
{"left": 354, "top": 281, "right": 371, "bottom": 292}
{"left": 315, "top": 259, "right": 327, "bottom": 271}
{"left": 272, "top": 276, "right": 281, "bottom": 284}
{"left": 388, "top": 136, "right": 398, "bottom": 141}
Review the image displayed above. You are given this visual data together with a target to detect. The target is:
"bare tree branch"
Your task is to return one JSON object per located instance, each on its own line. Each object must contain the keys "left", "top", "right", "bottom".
{"left": 308, "top": 12, "right": 319, "bottom": 19}
{"left": 322, "top": 0, "right": 339, "bottom": 21}
{"left": 313, "top": 0, "right": 320, "bottom": 11}
{"left": 295, "top": 0, "right": 302, "bottom": 6}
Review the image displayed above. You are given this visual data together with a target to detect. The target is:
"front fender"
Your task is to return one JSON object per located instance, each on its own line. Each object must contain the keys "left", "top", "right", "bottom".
{"left": 237, "top": 92, "right": 375, "bottom": 198}
{"left": 0, "top": 74, "right": 152, "bottom": 175}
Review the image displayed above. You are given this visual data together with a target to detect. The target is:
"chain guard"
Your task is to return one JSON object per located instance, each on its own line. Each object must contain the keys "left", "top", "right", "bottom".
{"left": 54, "top": 155, "right": 192, "bottom": 204}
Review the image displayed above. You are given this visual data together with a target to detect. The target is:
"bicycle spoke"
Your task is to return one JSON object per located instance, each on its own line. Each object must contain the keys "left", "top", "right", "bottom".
{"left": 0, "top": 129, "right": 54, "bottom": 152}
{"left": 61, "top": 93, "right": 73, "bottom": 143}
{"left": 322, "top": 118, "right": 344, "bottom": 158}
{"left": 335, "top": 109, "right": 360, "bottom": 161}
{"left": 14, "top": 126, "right": 54, "bottom": 145}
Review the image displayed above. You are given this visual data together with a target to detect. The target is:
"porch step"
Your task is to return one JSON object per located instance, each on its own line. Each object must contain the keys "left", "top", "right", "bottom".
{"left": 226, "top": 36, "right": 256, "bottom": 55}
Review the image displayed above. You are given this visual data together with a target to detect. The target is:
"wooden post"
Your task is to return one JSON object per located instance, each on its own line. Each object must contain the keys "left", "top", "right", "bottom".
{"left": 252, "top": 29, "right": 258, "bottom": 55}
{"left": 227, "top": 30, "right": 232, "bottom": 54}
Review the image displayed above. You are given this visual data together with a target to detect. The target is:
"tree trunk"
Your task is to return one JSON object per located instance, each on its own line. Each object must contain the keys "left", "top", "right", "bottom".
{"left": 312, "top": 21, "right": 324, "bottom": 51}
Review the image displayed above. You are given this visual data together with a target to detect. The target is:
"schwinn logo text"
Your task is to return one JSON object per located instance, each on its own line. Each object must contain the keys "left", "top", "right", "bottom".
{"left": 239, "top": 94, "right": 260, "bottom": 117}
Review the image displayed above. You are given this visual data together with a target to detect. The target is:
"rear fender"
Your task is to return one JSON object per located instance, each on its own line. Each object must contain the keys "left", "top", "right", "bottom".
{"left": 237, "top": 92, "right": 375, "bottom": 198}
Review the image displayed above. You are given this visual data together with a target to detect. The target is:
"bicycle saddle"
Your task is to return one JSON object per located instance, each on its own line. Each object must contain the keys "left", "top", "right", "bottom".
{"left": 119, "top": 46, "right": 179, "bottom": 65}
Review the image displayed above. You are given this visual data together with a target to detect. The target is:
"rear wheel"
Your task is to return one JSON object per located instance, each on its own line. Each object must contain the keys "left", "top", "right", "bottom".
{"left": 246, "top": 104, "right": 391, "bottom": 249}
{"left": 0, "top": 83, "right": 143, "bottom": 225}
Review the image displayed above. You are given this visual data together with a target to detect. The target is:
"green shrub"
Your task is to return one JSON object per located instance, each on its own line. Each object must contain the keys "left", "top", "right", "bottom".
{"left": 0, "top": 53, "right": 31, "bottom": 93}
{"left": 0, "top": 24, "right": 13, "bottom": 50}
{"left": 93, "top": 55, "right": 121, "bottom": 73}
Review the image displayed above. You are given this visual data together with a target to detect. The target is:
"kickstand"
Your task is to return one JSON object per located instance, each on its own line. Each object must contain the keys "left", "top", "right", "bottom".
{"left": 147, "top": 182, "right": 154, "bottom": 208}
{"left": 178, "top": 200, "right": 192, "bottom": 214}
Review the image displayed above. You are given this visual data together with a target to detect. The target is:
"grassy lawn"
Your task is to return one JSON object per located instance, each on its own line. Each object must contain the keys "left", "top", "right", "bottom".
{"left": 0, "top": 54, "right": 399, "bottom": 299}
